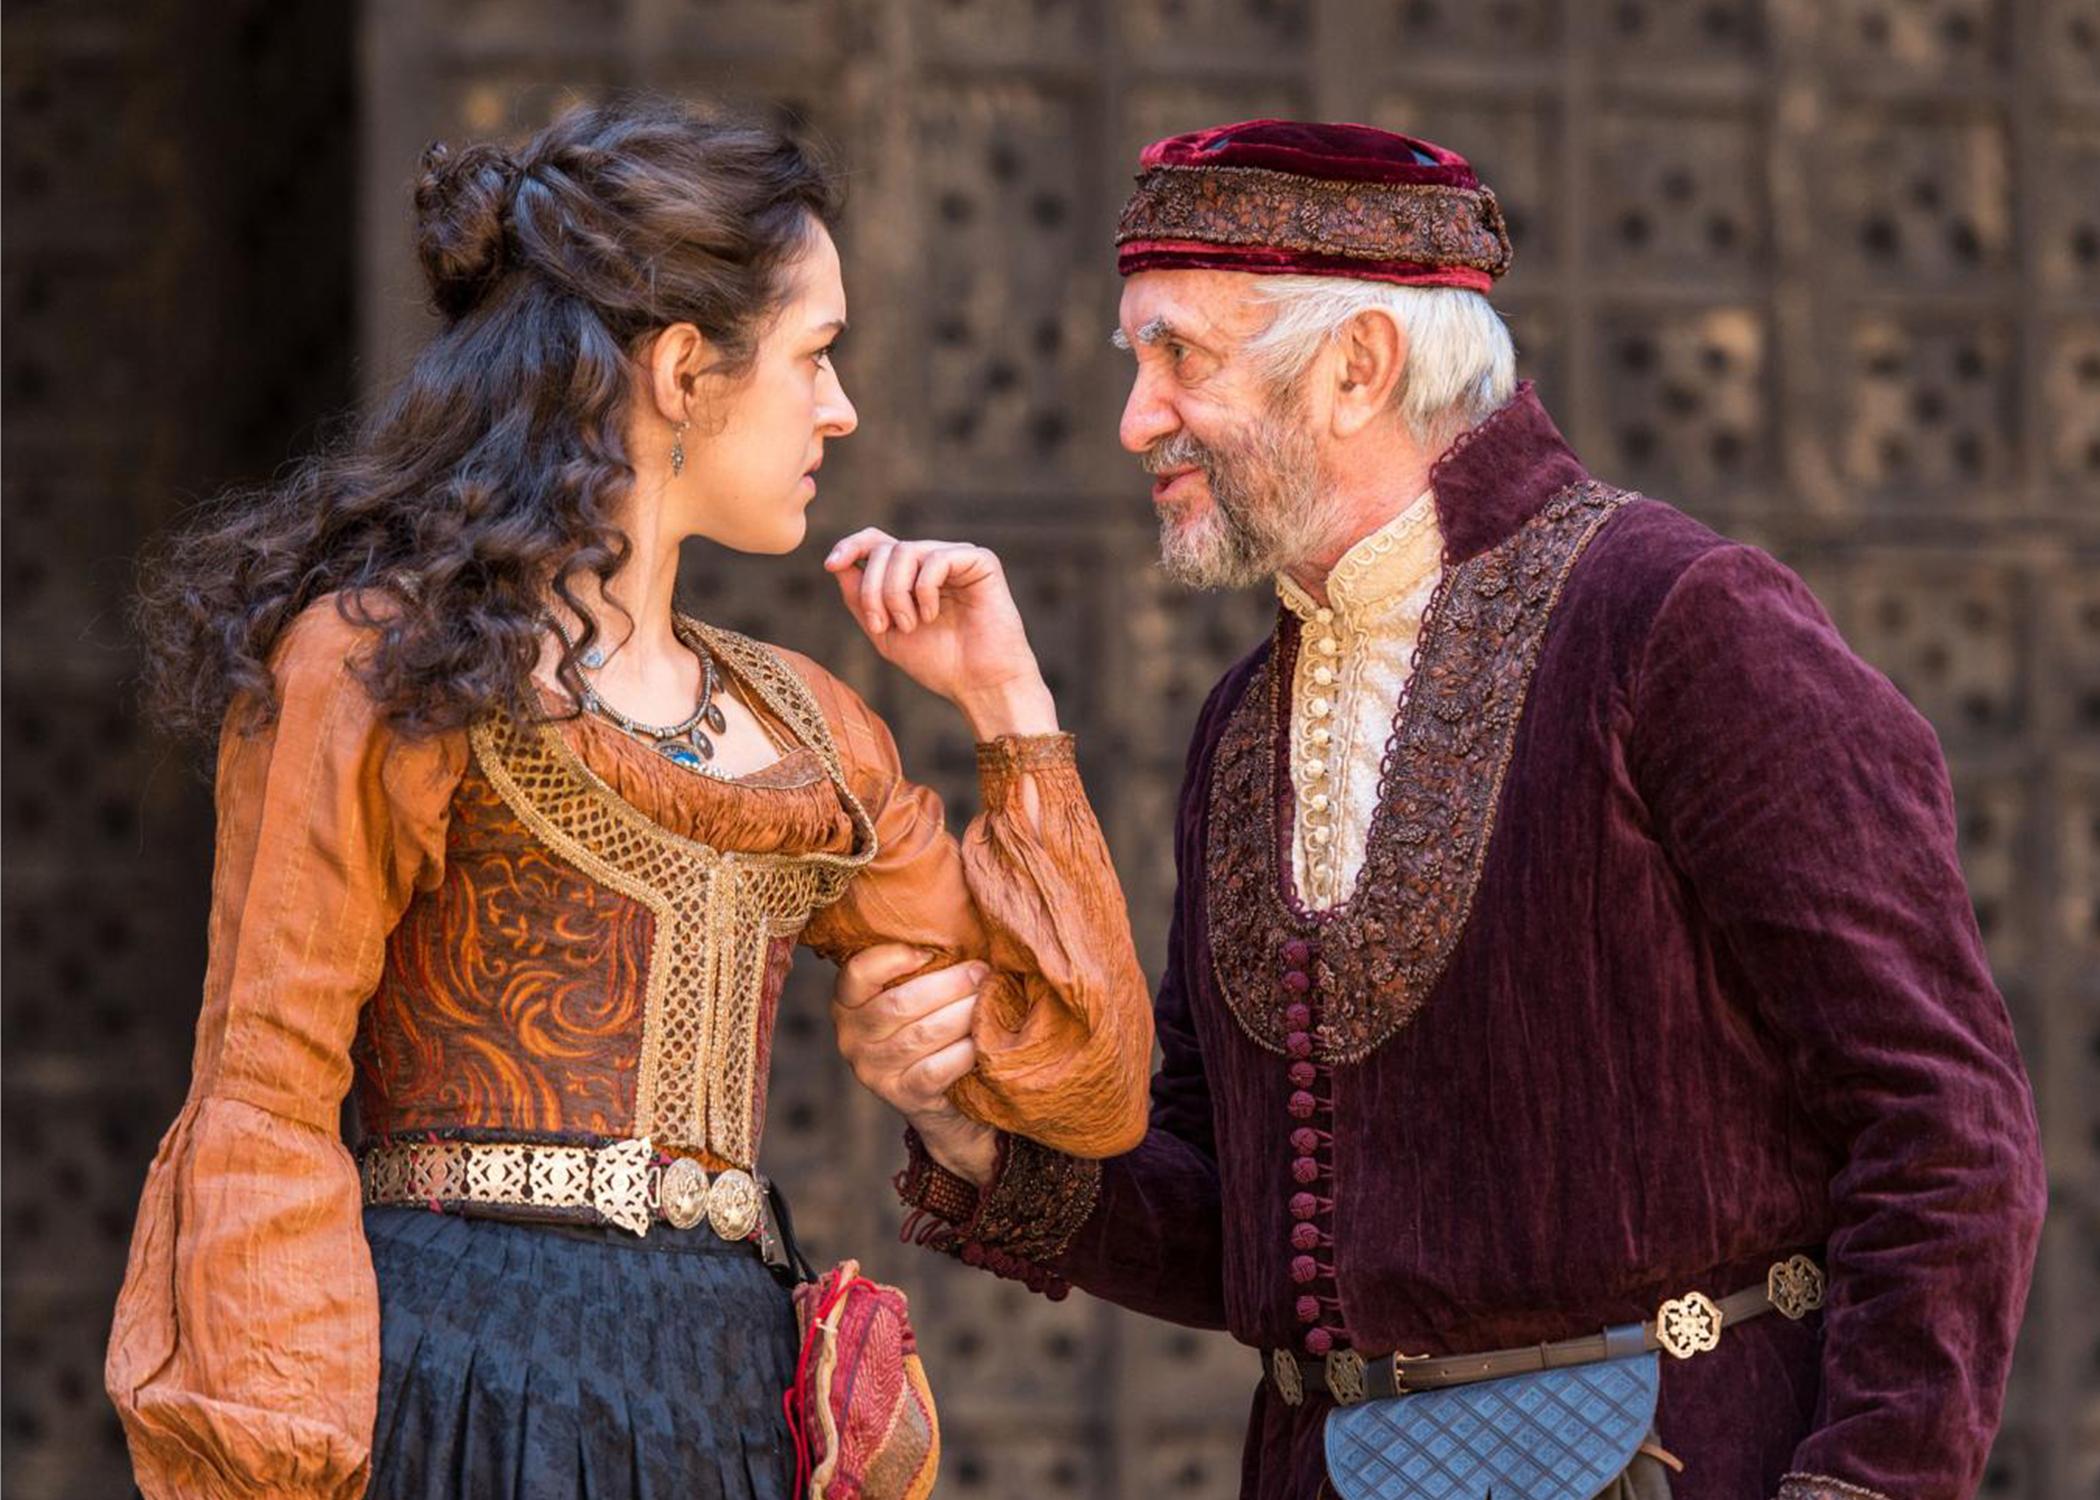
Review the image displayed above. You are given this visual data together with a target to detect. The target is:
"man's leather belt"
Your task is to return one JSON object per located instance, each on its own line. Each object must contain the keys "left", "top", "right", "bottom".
{"left": 1267, "top": 1255, "right": 1825, "bottom": 1408}
{"left": 359, "top": 1134, "right": 775, "bottom": 1253}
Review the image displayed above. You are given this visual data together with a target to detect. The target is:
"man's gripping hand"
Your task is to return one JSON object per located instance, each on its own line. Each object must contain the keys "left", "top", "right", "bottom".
{"left": 832, "top": 944, "right": 1000, "bottom": 1186}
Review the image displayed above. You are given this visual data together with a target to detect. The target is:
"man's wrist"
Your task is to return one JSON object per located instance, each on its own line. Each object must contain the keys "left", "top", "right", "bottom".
{"left": 912, "top": 1111, "right": 999, "bottom": 1188}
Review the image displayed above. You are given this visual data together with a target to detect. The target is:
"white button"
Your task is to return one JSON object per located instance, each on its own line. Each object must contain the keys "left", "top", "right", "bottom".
{"left": 1309, "top": 793, "right": 1330, "bottom": 812}
{"left": 1309, "top": 697, "right": 1332, "bottom": 718}
{"left": 1312, "top": 665, "right": 1335, "bottom": 687}
{"left": 1314, "top": 608, "right": 1334, "bottom": 624}
{"left": 1316, "top": 637, "right": 1340, "bottom": 656}
{"left": 1308, "top": 826, "right": 1332, "bottom": 847}
{"left": 1310, "top": 727, "right": 1332, "bottom": 746}
{"left": 1304, "top": 757, "right": 1326, "bottom": 778}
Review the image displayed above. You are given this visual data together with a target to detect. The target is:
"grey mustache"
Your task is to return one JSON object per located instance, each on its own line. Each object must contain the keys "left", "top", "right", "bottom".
{"left": 1141, "top": 433, "right": 1207, "bottom": 476}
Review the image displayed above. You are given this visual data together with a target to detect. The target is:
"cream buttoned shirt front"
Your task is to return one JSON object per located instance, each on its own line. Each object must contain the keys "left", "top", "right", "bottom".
{"left": 1275, "top": 492, "right": 1444, "bottom": 912}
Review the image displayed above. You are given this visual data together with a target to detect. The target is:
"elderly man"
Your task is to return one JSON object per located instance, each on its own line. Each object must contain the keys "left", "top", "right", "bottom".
{"left": 832, "top": 121, "right": 2045, "bottom": 1500}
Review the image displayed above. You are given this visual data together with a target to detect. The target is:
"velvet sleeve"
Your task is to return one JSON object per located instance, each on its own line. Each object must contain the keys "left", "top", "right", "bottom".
{"left": 792, "top": 658, "right": 1153, "bottom": 1159}
{"left": 893, "top": 671, "right": 1239, "bottom": 1331}
{"left": 1627, "top": 544, "right": 2046, "bottom": 1500}
{"left": 104, "top": 605, "right": 465, "bottom": 1500}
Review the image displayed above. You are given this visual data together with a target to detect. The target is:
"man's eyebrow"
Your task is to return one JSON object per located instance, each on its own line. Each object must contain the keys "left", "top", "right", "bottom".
{"left": 1109, "top": 317, "right": 1181, "bottom": 352}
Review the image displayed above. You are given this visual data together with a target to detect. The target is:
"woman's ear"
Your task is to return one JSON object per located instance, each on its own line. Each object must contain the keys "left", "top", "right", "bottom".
{"left": 645, "top": 322, "right": 707, "bottom": 427}
{"left": 1331, "top": 308, "right": 1407, "bottom": 439}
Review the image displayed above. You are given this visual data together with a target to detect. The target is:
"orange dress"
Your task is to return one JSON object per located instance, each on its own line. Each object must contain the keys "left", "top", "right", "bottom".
{"left": 105, "top": 601, "right": 1152, "bottom": 1500}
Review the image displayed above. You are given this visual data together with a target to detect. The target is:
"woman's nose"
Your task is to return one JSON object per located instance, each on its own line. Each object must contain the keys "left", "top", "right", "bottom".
{"left": 821, "top": 377, "right": 858, "bottom": 438}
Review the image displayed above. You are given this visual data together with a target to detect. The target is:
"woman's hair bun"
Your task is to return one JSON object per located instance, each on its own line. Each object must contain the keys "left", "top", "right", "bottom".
{"left": 414, "top": 140, "right": 521, "bottom": 319}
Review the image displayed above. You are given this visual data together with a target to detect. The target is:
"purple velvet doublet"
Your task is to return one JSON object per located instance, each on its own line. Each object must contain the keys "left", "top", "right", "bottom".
{"left": 898, "top": 386, "right": 2046, "bottom": 1500}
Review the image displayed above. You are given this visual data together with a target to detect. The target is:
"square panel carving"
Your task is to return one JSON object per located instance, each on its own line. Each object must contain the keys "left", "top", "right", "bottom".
{"left": 1820, "top": 109, "right": 2011, "bottom": 288}
{"left": 1502, "top": 301, "right": 1566, "bottom": 416}
{"left": 2060, "top": 773, "right": 2100, "bottom": 958}
{"left": 917, "top": 0, "right": 1086, "bottom": 67}
{"left": 666, "top": 0, "right": 850, "bottom": 59}
{"left": 1846, "top": 562, "right": 2026, "bottom": 743}
{"left": 0, "top": 50, "right": 148, "bottom": 258}
{"left": 2043, "top": 0, "right": 2100, "bottom": 97}
{"left": 1591, "top": 109, "right": 1766, "bottom": 281}
{"left": 2042, "top": 319, "right": 2100, "bottom": 499}
{"left": 920, "top": 1268, "right": 1110, "bottom": 1417}
{"left": 1114, "top": 1315, "right": 1261, "bottom": 1423}
{"left": 2037, "top": 125, "right": 2100, "bottom": 294}
{"left": 1597, "top": 306, "right": 1771, "bottom": 500}
{"left": 2043, "top": 567, "right": 2100, "bottom": 742}
{"left": 1841, "top": 314, "right": 2015, "bottom": 500}
{"left": 1126, "top": 1425, "right": 1253, "bottom": 1496}
{"left": 1377, "top": 0, "right": 1559, "bottom": 56}
{"left": 1949, "top": 771, "right": 2031, "bottom": 976}
{"left": 1118, "top": 0, "right": 1310, "bottom": 59}
{"left": 917, "top": 85, "right": 1096, "bottom": 470}
{"left": 935, "top": 1424, "right": 1110, "bottom": 1495}
{"left": 440, "top": 65, "right": 613, "bottom": 142}
{"left": 1597, "top": 0, "right": 1767, "bottom": 65}
{"left": 1820, "top": 0, "right": 2011, "bottom": 79}
{"left": 1367, "top": 91, "right": 1560, "bottom": 278}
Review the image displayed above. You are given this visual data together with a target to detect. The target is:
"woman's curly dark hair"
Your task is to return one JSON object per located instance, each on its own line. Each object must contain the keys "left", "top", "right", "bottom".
{"left": 136, "top": 96, "right": 841, "bottom": 742}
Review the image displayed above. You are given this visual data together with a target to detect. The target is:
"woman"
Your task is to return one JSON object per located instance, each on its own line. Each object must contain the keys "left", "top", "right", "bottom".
{"left": 105, "top": 98, "right": 1152, "bottom": 1500}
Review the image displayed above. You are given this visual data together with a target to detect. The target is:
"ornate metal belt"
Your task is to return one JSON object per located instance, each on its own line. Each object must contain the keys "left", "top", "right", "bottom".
{"left": 1269, "top": 1255, "right": 1825, "bottom": 1407}
{"left": 358, "top": 1133, "right": 767, "bottom": 1243}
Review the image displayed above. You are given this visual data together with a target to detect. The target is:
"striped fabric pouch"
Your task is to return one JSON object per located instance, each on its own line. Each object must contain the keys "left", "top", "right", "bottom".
{"left": 785, "top": 1259, "right": 940, "bottom": 1500}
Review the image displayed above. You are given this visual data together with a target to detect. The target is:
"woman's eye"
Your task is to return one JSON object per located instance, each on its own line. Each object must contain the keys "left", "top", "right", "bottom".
{"left": 814, "top": 345, "right": 836, "bottom": 367}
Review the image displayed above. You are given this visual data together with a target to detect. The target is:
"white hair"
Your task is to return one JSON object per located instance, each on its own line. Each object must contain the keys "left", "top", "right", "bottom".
{"left": 1242, "top": 278, "right": 1517, "bottom": 447}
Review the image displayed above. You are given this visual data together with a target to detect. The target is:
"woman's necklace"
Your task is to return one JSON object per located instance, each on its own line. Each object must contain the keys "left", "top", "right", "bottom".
{"left": 547, "top": 614, "right": 731, "bottom": 772}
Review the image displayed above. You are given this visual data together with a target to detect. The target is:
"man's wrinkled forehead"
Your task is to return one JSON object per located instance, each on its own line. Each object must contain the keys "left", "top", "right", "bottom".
{"left": 1111, "top": 270, "right": 1267, "bottom": 351}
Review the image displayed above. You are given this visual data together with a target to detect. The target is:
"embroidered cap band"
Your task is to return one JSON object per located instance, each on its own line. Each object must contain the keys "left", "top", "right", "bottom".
{"left": 1115, "top": 118, "right": 1513, "bottom": 291}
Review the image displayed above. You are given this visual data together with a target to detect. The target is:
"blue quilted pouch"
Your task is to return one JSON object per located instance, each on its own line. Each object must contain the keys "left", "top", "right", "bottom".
{"left": 1322, "top": 1352, "right": 1659, "bottom": 1500}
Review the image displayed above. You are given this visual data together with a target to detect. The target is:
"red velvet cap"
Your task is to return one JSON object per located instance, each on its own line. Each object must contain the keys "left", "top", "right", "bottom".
{"left": 1116, "top": 118, "right": 1512, "bottom": 291}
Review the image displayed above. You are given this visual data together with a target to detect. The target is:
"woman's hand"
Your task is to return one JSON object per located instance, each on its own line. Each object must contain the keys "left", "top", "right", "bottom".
{"left": 825, "top": 529, "right": 1058, "bottom": 739}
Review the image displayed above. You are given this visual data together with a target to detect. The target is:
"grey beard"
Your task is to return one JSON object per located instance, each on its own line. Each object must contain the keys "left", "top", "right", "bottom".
{"left": 1152, "top": 416, "right": 1331, "bottom": 591}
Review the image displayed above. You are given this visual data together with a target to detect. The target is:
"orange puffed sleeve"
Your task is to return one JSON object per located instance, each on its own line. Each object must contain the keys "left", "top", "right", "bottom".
{"left": 105, "top": 602, "right": 466, "bottom": 1500}
{"left": 789, "top": 652, "right": 1153, "bottom": 1158}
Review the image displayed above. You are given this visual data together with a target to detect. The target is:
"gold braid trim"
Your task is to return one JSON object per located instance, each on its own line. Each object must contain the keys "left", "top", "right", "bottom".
{"left": 471, "top": 622, "right": 878, "bottom": 1166}
{"left": 1204, "top": 482, "right": 1629, "bottom": 1063}
{"left": 1776, "top": 1476, "right": 1895, "bottom": 1500}
{"left": 1116, "top": 163, "right": 1512, "bottom": 278}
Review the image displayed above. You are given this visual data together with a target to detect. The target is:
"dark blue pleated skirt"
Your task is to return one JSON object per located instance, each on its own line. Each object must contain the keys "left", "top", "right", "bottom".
{"left": 364, "top": 1207, "right": 800, "bottom": 1500}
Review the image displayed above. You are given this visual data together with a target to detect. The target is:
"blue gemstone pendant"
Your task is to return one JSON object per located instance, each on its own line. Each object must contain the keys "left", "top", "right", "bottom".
{"left": 659, "top": 742, "right": 705, "bottom": 770}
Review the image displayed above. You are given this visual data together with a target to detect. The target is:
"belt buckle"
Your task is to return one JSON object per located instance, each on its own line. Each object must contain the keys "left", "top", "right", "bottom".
{"left": 1655, "top": 1289, "right": 1725, "bottom": 1359}
{"left": 706, "top": 1167, "right": 762, "bottom": 1241}
{"left": 1323, "top": 1347, "right": 1368, "bottom": 1406}
{"left": 1270, "top": 1349, "right": 1304, "bottom": 1407}
{"left": 590, "top": 1138, "right": 657, "bottom": 1236}
{"left": 660, "top": 1157, "right": 710, "bottom": 1230}
{"left": 1766, "top": 1255, "right": 1826, "bottom": 1320}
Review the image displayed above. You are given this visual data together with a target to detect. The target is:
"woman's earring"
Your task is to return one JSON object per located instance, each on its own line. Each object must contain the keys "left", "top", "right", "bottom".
{"left": 671, "top": 419, "right": 689, "bottom": 477}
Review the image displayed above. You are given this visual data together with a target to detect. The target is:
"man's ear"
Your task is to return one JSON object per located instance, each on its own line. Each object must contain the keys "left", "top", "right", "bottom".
{"left": 644, "top": 322, "right": 709, "bottom": 426}
{"left": 1330, "top": 307, "right": 1406, "bottom": 438}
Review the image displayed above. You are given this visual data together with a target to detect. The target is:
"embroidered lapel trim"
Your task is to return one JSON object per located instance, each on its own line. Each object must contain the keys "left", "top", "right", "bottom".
{"left": 1205, "top": 481, "right": 1631, "bottom": 1063}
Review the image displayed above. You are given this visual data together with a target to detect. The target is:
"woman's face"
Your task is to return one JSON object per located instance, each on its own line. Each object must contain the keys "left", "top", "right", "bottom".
{"left": 680, "top": 222, "right": 858, "bottom": 554}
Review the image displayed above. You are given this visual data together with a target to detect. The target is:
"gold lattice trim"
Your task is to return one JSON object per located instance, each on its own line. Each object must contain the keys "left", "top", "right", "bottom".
{"left": 470, "top": 623, "right": 877, "bottom": 1166}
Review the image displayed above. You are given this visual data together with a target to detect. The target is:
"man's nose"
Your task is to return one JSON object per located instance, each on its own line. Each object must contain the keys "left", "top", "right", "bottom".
{"left": 1119, "top": 371, "right": 1177, "bottom": 455}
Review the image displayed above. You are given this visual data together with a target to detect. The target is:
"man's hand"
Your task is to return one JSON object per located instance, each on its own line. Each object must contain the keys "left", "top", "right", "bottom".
{"left": 832, "top": 944, "right": 1000, "bottom": 1186}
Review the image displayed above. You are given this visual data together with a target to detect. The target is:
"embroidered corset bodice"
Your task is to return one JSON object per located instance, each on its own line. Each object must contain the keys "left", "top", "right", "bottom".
{"left": 351, "top": 625, "right": 877, "bottom": 1171}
